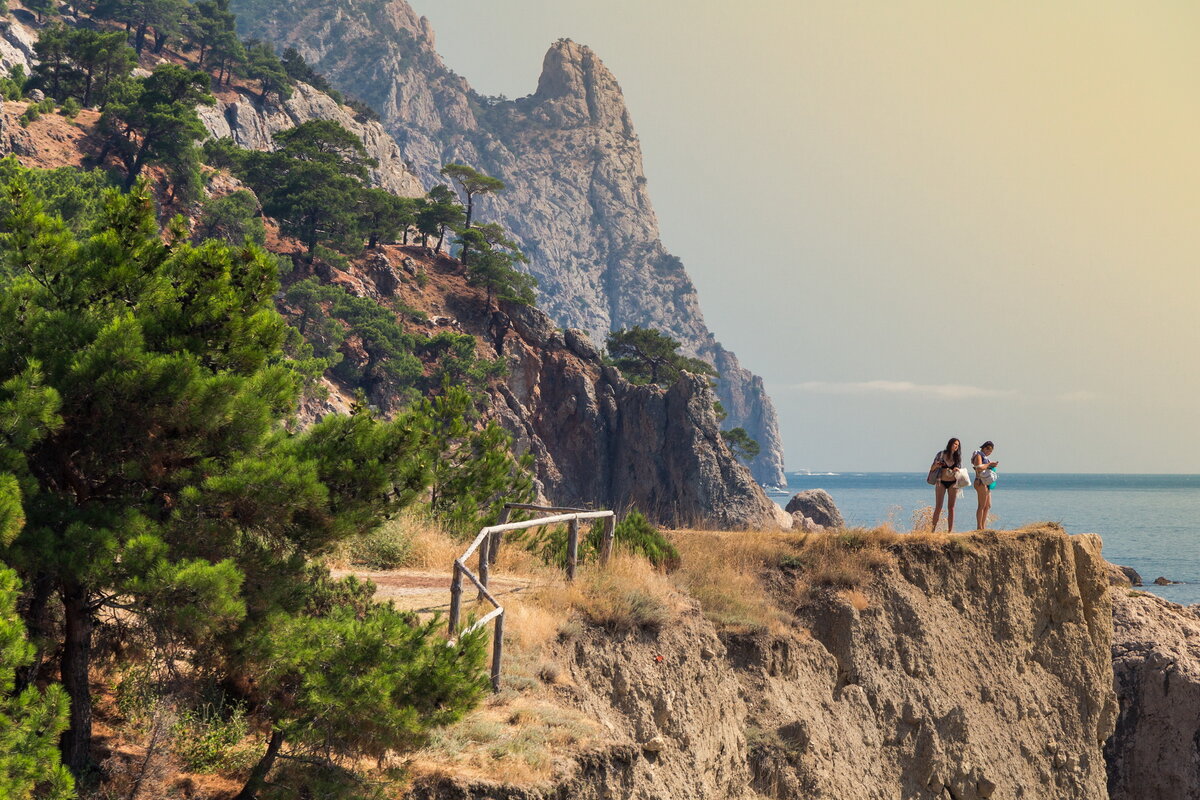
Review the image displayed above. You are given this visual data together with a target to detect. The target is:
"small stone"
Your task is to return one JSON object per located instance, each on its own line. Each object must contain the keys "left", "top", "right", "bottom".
{"left": 700, "top": 646, "right": 716, "bottom": 661}
{"left": 641, "top": 735, "right": 665, "bottom": 753}
{"left": 977, "top": 777, "right": 997, "bottom": 798}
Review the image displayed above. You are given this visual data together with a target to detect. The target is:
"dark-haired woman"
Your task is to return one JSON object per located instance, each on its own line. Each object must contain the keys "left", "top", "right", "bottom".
{"left": 930, "top": 437, "right": 961, "bottom": 532}
{"left": 972, "top": 441, "right": 999, "bottom": 530}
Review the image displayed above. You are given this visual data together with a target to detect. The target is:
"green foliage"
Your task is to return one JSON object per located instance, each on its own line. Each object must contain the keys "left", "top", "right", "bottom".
{"left": 0, "top": 163, "right": 444, "bottom": 774}
{"left": 0, "top": 565, "right": 74, "bottom": 799}
{"left": 32, "top": 24, "right": 136, "bottom": 107}
{"left": 0, "top": 65, "right": 27, "bottom": 101}
{"left": 606, "top": 326, "right": 718, "bottom": 385}
{"left": 98, "top": 63, "right": 214, "bottom": 188}
{"left": 26, "top": 0, "right": 54, "bottom": 22}
{"left": 0, "top": 156, "right": 117, "bottom": 231}
{"left": 337, "top": 521, "right": 412, "bottom": 570}
{"left": 357, "top": 187, "right": 415, "bottom": 248}
{"left": 609, "top": 509, "right": 679, "bottom": 569}
{"left": 440, "top": 162, "right": 504, "bottom": 229}
{"left": 59, "top": 96, "right": 81, "bottom": 118}
{"left": 237, "top": 604, "right": 488, "bottom": 797}
{"left": 185, "top": 0, "right": 243, "bottom": 84}
{"left": 415, "top": 184, "right": 464, "bottom": 251}
{"left": 229, "top": 120, "right": 377, "bottom": 254}
{"left": 418, "top": 384, "right": 534, "bottom": 536}
{"left": 173, "top": 702, "right": 257, "bottom": 772}
{"left": 193, "top": 189, "right": 265, "bottom": 247}
{"left": 242, "top": 38, "right": 292, "bottom": 102}
{"left": 459, "top": 222, "right": 535, "bottom": 307}
{"left": 721, "top": 427, "right": 761, "bottom": 462}
{"left": 521, "top": 509, "right": 678, "bottom": 572}
{"left": 93, "top": 0, "right": 189, "bottom": 54}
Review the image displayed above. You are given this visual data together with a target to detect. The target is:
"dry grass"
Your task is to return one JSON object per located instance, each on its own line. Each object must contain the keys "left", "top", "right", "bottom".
{"left": 409, "top": 696, "right": 600, "bottom": 785}
{"left": 534, "top": 553, "right": 678, "bottom": 632}
{"left": 669, "top": 530, "right": 795, "bottom": 634}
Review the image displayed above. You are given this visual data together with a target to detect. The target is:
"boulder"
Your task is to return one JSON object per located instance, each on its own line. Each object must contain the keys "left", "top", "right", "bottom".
{"left": 1153, "top": 576, "right": 1179, "bottom": 586}
{"left": 771, "top": 503, "right": 793, "bottom": 531}
{"left": 1104, "top": 562, "right": 1143, "bottom": 587}
{"left": 25, "top": 88, "right": 43, "bottom": 102}
{"left": 563, "top": 328, "right": 601, "bottom": 363}
{"left": 785, "top": 489, "right": 845, "bottom": 529}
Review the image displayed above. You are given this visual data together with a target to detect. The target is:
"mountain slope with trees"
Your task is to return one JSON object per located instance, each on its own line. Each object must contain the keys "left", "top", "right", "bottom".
{"left": 226, "top": 0, "right": 788, "bottom": 486}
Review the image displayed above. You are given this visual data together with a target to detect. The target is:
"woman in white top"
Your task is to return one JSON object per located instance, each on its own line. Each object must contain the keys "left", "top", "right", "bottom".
{"left": 972, "top": 441, "right": 999, "bottom": 530}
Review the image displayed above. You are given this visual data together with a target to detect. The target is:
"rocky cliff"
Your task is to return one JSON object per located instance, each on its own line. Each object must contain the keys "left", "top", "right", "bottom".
{"left": 228, "top": 0, "right": 788, "bottom": 486}
{"left": 306, "top": 245, "right": 781, "bottom": 529}
{"left": 1107, "top": 590, "right": 1200, "bottom": 799}
{"left": 410, "top": 528, "right": 1118, "bottom": 799}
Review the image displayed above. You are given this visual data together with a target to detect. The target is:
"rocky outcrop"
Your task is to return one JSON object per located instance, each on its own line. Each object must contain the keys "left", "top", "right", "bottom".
{"left": 785, "top": 489, "right": 845, "bottom": 529}
{"left": 229, "top": 0, "right": 788, "bottom": 486}
{"left": 197, "top": 82, "right": 424, "bottom": 196}
{"left": 410, "top": 528, "right": 1118, "bottom": 799}
{"left": 491, "top": 299, "right": 779, "bottom": 530}
{"left": 1107, "top": 591, "right": 1200, "bottom": 799}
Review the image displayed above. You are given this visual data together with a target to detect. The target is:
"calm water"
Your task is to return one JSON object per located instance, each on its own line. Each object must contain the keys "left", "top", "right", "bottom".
{"left": 769, "top": 473, "right": 1200, "bottom": 606}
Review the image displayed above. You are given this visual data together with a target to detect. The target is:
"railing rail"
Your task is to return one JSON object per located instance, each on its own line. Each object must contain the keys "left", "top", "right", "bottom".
{"left": 448, "top": 503, "right": 615, "bottom": 691}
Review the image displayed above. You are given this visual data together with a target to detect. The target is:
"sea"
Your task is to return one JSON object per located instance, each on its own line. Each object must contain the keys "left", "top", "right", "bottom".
{"left": 768, "top": 472, "right": 1200, "bottom": 607}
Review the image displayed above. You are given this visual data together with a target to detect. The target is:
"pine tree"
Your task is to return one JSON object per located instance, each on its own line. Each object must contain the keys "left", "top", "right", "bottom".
{"left": 440, "top": 162, "right": 504, "bottom": 230}
{"left": 0, "top": 565, "right": 73, "bottom": 800}
{"left": 0, "top": 166, "right": 462, "bottom": 777}
{"left": 97, "top": 63, "right": 214, "bottom": 188}
{"left": 606, "top": 326, "right": 718, "bottom": 385}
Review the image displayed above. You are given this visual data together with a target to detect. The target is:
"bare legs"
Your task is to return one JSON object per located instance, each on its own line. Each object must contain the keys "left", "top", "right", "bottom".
{"left": 974, "top": 482, "right": 991, "bottom": 530}
{"left": 932, "top": 483, "right": 957, "bottom": 532}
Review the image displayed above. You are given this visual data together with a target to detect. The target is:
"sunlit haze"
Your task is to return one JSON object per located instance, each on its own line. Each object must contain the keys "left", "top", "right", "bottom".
{"left": 407, "top": 0, "right": 1200, "bottom": 473}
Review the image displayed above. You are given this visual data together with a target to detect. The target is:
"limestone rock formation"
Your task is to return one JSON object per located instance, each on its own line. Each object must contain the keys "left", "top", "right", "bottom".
{"left": 1106, "top": 591, "right": 1200, "bottom": 799}
{"left": 196, "top": 82, "right": 424, "bottom": 196}
{"left": 785, "top": 489, "right": 845, "bottom": 529}
{"left": 230, "top": 0, "right": 788, "bottom": 486}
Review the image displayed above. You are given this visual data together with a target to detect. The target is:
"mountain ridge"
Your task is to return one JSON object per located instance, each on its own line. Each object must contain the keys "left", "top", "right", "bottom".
{"left": 228, "top": 0, "right": 788, "bottom": 486}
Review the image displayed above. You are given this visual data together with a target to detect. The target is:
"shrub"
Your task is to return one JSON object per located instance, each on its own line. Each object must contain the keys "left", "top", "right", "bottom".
{"left": 58, "top": 97, "right": 80, "bottom": 118}
{"left": 338, "top": 520, "right": 413, "bottom": 569}
{"left": 609, "top": 509, "right": 679, "bottom": 570}
{"left": 173, "top": 703, "right": 257, "bottom": 773}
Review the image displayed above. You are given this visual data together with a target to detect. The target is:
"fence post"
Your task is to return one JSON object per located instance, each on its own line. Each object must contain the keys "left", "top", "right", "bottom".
{"left": 491, "top": 610, "right": 505, "bottom": 692}
{"left": 566, "top": 517, "right": 579, "bottom": 581}
{"left": 600, "top": 514, "right": 616, "bottom": 566}
{"left": 478, "top": 531, "right": 491, "bottom": 600}
{"left": 489, "top": 506, "right": 511, "bottom": 567}
{"left": 448, "top": 562, "right": 463, "bottom": 635}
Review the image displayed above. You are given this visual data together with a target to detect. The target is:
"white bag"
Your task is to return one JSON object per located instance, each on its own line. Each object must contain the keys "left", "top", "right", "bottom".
{"left": 978, "top": 468, "right": 997, "bottom": 486}
{"left": 954, "top": 468, "right": 972, "bottom": 489}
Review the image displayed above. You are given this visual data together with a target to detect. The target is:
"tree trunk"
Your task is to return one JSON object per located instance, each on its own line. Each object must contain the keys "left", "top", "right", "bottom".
{"left": 235, "top": 729, "right": 283, "bottom": 800}
{"left": 61, "top": 581, "right": 95, "bottom": 777}
{"left": 14, "top": 572, "right": 53, "bottom": 693}
{"left": 464, "top": 195, "right": 474, "bottom": 229}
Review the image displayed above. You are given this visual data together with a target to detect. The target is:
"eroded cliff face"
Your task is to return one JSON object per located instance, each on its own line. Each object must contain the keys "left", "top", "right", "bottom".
{"left": 1106, "top": 591, "right": 1200, "bottom": 799}
{"left": 409, "top": 529, "right": 1117, "bottom": 800}
{"left": 229, "top": 0, "right": 788, "bottom": 486}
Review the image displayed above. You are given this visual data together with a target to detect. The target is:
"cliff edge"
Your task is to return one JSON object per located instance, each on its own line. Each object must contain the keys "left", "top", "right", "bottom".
{"left": 407, "top": 526, "right": 1118, "bottom": 799}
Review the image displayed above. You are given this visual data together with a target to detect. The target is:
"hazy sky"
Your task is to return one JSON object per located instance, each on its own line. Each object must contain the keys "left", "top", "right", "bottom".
{"left": 406, "top": 1, "right": 1200, "bottom": 473}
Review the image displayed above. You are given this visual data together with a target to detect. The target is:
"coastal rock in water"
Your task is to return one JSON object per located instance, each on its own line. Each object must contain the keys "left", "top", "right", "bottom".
{"left": 785, "top": 489, "right": 845, "bottom": 529}
{"left": 1106, "top": 591, "right": 1200, "bottom": 798}
{"left": 1152, "top": 576, "right": 1179, "bottom": 586}
{"left": 229, "top": 0, "right": 788, "bottom": 487}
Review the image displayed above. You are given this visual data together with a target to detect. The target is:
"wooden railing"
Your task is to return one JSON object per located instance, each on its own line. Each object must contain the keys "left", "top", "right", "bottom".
{"left": 448, "top": 503, "right": 615, "bottom": 691}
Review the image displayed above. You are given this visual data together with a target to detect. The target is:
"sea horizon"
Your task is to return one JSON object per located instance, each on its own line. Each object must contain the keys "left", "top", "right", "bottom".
{"left": 769, "top": 471, "right": 1200, "bottom": 606}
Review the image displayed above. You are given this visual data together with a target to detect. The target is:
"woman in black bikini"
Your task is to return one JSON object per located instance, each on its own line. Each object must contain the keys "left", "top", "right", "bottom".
{"left": 930, "top": 437, "right": 961, "bottom": 532}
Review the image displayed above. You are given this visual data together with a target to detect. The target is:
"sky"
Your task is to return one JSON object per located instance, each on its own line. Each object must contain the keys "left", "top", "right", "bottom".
{"left": 405, "top": 0, "right": 1200, "bottom": 473}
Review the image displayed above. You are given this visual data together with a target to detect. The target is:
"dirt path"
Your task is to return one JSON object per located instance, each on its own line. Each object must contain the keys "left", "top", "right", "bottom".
{"left": 331, "top": 568, "right": 537, "bottom": 615}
